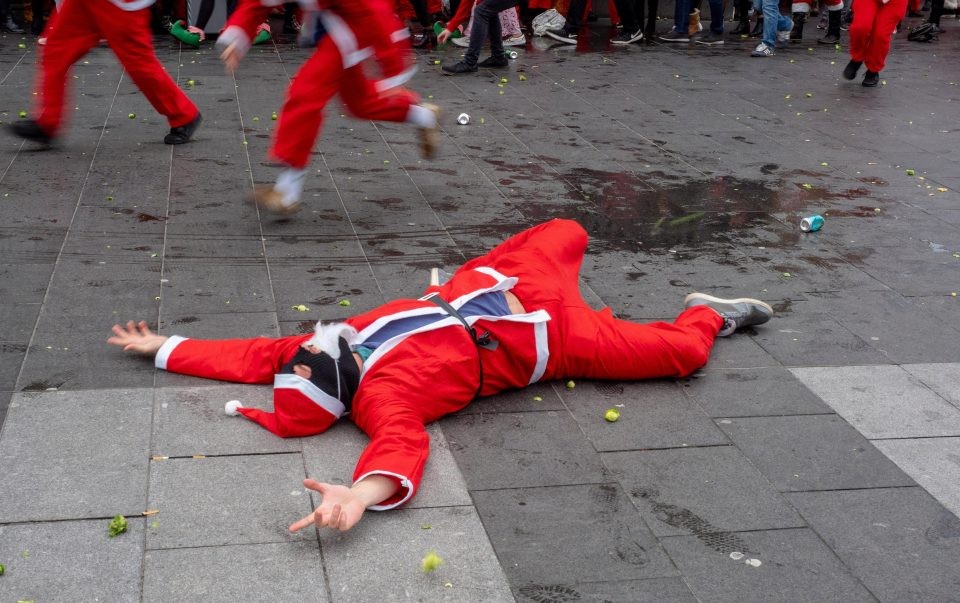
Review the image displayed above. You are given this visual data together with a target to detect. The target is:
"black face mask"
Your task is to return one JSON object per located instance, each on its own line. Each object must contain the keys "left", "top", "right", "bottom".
{"left": 280, "top": 337, "right": 361, "bottom": 412}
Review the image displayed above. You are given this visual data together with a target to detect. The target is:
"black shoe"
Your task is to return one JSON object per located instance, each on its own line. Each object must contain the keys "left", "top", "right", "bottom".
{"left": 731, "top": 20, "right": 751, "bottom": 35}
{"left": 8, "top": 119, "right": 54, "bottom": 146}
{"left": 907, "top": 10, "right": 924, "bottom": 17}
{"left": 658, "top": 29, "right": 691, "bottom": 42}
{"left": 818, "top": 31, "right": 841, "bottom": 43}
{"left": 749, "top": 19, "right": 764, "bottom": 37}
{"left": 842, "top": 59, "right": 862, "bottom": 79}
{"left": 441, "top": 60, "right": 478, "bottom": 75}
{"left": 164, "top": 113, "right": 201, "bottom": 145}
{"left": 545, "top": 26, "right": 578, "bottom": 44}
{"left": 695, "top": 30, "right": 725, "bottom": 44}
{"left": 862, "top": 70, "right": 880, "bottom": 87}
{"left": 790, "top": 12, "right": 806, "bottom": 40}
{"left": 478, "top": 55, "right": 509, "bottom": 67}
{"left": 3, "top": 16, "right": 23, "bottom": 33}
{"left": 684, "top": 293, "right": 773, "bottom": 336}
{"left": 612, "top": 27, "right": 644, "bottom": 44}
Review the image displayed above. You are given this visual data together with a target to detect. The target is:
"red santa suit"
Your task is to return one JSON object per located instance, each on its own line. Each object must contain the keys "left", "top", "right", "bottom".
{"left": 220, "top": 0, "right": 421, "bottom": 170}
{"left": 153, "top": 219, "right": 724, "bottom": 510}
{"left": 34, "top": 0, "right": 199, "bottom": 137}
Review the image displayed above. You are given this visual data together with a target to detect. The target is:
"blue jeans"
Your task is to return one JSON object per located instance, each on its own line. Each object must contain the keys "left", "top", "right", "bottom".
{"left": 706, "top": 0, "right": 725, "bottom": 33}
{"left": 674, "top": 0, "right": 691, "bottom": 31}
{"left": 761, "top": 0, "right": 793, "bottom": 47}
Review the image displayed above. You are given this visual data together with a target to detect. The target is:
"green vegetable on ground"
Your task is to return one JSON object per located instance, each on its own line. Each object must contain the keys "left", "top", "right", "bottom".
{"left": 108, "top": 515, "right": 128, "bottom": 538}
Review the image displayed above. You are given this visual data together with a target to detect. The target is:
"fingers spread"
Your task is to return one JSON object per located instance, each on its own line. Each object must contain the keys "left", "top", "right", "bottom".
{"left": 303, "top": 479, "right": 327, "bottom": 495}
{"left": 288, "top": 513, "right": 316, "bottom": 533}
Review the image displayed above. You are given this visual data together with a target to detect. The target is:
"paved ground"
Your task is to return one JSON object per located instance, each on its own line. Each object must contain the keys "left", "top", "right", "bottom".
{"left": 1, "top": 13, "right": 960, "bottom": 602}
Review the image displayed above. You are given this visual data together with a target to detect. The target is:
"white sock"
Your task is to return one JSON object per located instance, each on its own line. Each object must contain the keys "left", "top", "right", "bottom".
{"left": 274, "top": 168, "right": 307, "bottom": 207}
{"left": 406, "top": 104, "right": 437, "bottom": 128}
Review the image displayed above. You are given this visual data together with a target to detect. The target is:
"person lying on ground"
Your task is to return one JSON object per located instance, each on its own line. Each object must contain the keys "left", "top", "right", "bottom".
{"left": 107, "top": 218, "right": 773, "bottom": 534}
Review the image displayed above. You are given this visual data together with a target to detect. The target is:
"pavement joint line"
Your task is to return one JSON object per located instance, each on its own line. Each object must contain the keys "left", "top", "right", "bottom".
{"left": 596, "top": 443, "right": 735, "bottom": 453}
{"left": 149, "top": 450, "right": 303, "bottom": 460}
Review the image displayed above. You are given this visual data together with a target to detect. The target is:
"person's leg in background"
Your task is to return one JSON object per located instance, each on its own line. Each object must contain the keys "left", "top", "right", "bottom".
{"left": 816, "top": 0, "right": 843, "bottom": 43}
{"left": 611, "top": 0, "right": 645, "bottom": 42}
{"left": 859, "top": 0, "right": 907, "bottom": 82}
{"left": 844, "top": 0, "right": 875, "bottom": 82}
{"left": 0, "top": 0, "right": 24, "bottom": 33}
{"left": 790, "top": 0, "right": 808, "bottom": 39}
{"left": 545, "top": 0, "right": 590, "bottom": 42}
{"left": 659, "top": 0, "right": 692, "bottom": 39}
{"left": 643, "top": 0, "right": 659, "bottom": 38}
{"left": 732, "top": 0, "right": 752, "bottom": 32}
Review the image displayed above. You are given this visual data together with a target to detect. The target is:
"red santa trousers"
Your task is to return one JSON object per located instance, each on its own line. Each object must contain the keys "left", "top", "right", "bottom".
{"left": 269, "top": 35, "right": 420, "bottom": 170}
{"left": 35, "top": 0, "right": 198, "bottom": 136}
{"left": 848, "top": 0, "right": 908, "bottom": 73}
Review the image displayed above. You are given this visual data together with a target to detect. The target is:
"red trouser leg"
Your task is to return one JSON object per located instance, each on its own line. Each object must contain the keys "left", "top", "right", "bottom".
{"left": 339, "top": 66, "right": 420, "bottom": 124}
{"left": 848, "top": 0, "right": 878, "bottom": 63}
{"left": 102, "top": 2, "right": 198, "bottom": 128}
{"left": 865, "top": 0, "right": 907, "bottom": 71}
{"left": 35, "top": 0, "right": 99, "bottom": 135}
{"left": 268, "top": 37, "right": 342, "bottom": 169}
{"left": 557, "top": 305, "right": 722, "bottom": 380}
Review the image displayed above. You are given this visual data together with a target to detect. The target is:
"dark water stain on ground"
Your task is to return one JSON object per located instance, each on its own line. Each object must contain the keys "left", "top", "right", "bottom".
{"left": 137, "top": 213, "right": 167, "bottom": 223}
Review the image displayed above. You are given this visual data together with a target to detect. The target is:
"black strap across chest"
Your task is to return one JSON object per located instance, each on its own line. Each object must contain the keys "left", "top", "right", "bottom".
{"left": 425, "top": 294, "right": 498, "bottom": 400}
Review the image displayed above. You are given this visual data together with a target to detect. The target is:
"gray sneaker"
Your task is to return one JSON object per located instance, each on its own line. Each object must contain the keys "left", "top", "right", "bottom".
{"left": 683, "top": 293, "right": 774, "bottom": 336}
{"left": 695, "top": 30, "right": 725, "bottom": 45}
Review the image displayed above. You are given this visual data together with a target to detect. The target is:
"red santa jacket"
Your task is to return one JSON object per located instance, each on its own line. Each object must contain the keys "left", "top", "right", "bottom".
{"left": 221, "top": 0, "right": 416, "bottom": 91}
{"left": 153, "top": 220, "right": 604, "bottom": 511}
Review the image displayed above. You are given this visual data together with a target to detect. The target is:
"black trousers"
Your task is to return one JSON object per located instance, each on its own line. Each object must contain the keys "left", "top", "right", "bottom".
{"left": 464, "top": 0, "right": 520, "bottom": 65}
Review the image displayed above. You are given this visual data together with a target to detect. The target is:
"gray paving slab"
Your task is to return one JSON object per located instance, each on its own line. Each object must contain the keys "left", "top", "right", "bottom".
{"left": 0, "top": 389, "right": 152, "bottom": 522}
{"left": 791, "top": 365, "right": 960, "bottom": 438}
{"left": 441, "top": 410, "right": 609, "bottom": 490}
{"left": 515, "top": 577, "right": 697, "bottom": 603}
{"left": 787, "top": 487, "right": 960, "bottom": 601}
{"left": 0, "top": 518, "right": 144, "bottom": 603}
{"left": 660, "top": 528, "right": 875, "bottom": 603}
{"left": 903, "top": 362, "right": 960, "bottom": 409}
{"left": 146, "top": 453, "right": 310, "bottom": 549}
{"left": 320, "top": 505, "right": 514, "bottom": 603}
{"left": 603, "top": 446, "right": 806, "bottom": 537}
{"left": 681, "top": 367, "right": 833, "bottom": 417}
{"left": 873, "top": 437, "right": 960, "bottom": 518}
{"left": 143, "top": 541, "right": 327, "bottom": 603}
{"left": 560, "top": 379, "right": 730, "bottom": 451}
{"left": 716, "top": 415, "right": 915, "bottom": 492}
{"left": 473, "top": 483, "right": 678, "bottom": 589}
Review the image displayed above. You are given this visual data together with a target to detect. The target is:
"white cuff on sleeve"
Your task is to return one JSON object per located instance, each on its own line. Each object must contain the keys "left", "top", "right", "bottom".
{"left": 356, "top": 470, "right": 415, "bottom": 511}
{"left": 155, "top": 335, "right": 188, "bottom": 371}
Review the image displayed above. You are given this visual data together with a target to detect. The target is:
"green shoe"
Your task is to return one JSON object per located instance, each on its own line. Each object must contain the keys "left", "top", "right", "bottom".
{"left": 434, "top": 20, "right": 462, "bottom": 38}
{"left": 253, "top": 24, "right": 272, "bottom": 45}
{"left": 170, "top": 20, "right": 201, "bottom": 47}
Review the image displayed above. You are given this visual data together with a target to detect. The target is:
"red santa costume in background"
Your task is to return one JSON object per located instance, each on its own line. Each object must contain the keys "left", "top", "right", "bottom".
{"left": 152, "top": 219, "right": 726, "bottom": 510}
{"left": 218, "top": 0, "right": 437, "bottom": 211}
{"left": 32, "top": 0, "right": 199, "bottom": 140}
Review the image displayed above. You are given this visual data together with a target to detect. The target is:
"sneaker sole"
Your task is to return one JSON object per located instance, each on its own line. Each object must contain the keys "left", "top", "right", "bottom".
{"left": 545, "top": 31, "right": 577, "bottom": 44}
{"left": 683, "top": 293, "right": 774, "bottom": 315}
{"left": 695, "top": 39, "right": 725, "bottom": 45}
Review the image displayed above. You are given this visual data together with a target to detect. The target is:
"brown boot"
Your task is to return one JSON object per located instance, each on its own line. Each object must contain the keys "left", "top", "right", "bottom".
{"left": 688, "top": 8, "right": 701, "bottom": 37}
{"left": 417, "top": 103, "right": 442, "bottom": 160}
{"left": 247, "top": 185, "right": 301, "bottom": 215}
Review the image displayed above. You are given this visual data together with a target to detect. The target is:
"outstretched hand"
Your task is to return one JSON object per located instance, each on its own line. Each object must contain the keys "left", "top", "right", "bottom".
{"left": 437, "top": 29, "right": 452, "bottom": 45}
{"left": 289, "top": 479, "right": 367, "bottom": 533}
{"left": 107, "top": 320, "right": 168, "bottom": 357}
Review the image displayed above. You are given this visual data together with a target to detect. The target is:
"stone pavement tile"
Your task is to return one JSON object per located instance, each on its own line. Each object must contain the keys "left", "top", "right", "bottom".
{"left": 160, "top": 261, "right": 274, "bottom": 315}
{"left": 791, "top": 365, "right": 960, "bottom": 438}
{"left": 716, "top": 415, "right": 915, "bottom": 492}
{"left": 786, "top": 487, "right": 960, "bottom": 601}
{"left": 604, "top": 446, "right": 805, "bottom": 537}
{"left": 660, "top": 528, "right": 875, "bottom": 603}
{"left": 60, "top": 231, "right": 164, "bottom": 262}
{"left": 70, "top": 202, "right": 169, "bottom": 237}
{"left": 561, "top": 379, "right": 729, "bottom": 451}
{"left": 681, "top": 367, "right": 833, "bottom": 417}
{"left": 0, "top": 342, "right": 26, "bottom": 390}
{"left": 146, "top": 453, "right": 310, "bottom": 549}
{"left": 873, "top": 437, "right": 960, "bottom": 517}
{"left": 142, "top": 541, "right": 326, "bottom": 603}
{"left": 269, "top": 264, "right": 385, "bottom": 324}
{"left": 454, "top": 381, "right": 565, "bottom": 415}
{"left": 0, "top": 226, "right": 66, "bottom": 264}
{"left": 165, "top": 233, "right": 267, "bottom": 260}
{"left": 441, "top": 411, "right": 609, "bottom": 490}
{"left": 157, "top": 311, "right": 279, "bottom": 340}
{"left": 820, "top": 290, "right": 960, "bottom": 364}
{"left": 321, "top": 505, "right": 514, "bottom": 603}
{"left": 0, "top": 518, "right": 144, "bottom": 603}
{"left": 18, "top": 331, "right": 157, "bottom": 391}
{"left": 152, "top": 385, "right": 301, "bottom": 457}
{"left": 473, "top": 484, "right": 677, "bottom": 589}
{"left": 701, "top": 334, "right": 781, "bottom": 370}
{"left": 515, "top": 577, "right": 697, "bottom": 603}
{"left": 0, "top": 390, "right": 10, "bottom": 435}
{"left": 0, "top": 389, "right": 152, "bottom": 522}
{"left": 849, "top": 246, "right": 960, "bottom": 297}
{"left": 0, "top": 263, "right": 54, "bottom": 304}
{"left": 903, "top": 363, "right": 960, "bottom": 409}
{"left": 752, "top": 300, "right": 891, "bottom": 367}
{"left": 303, "top": 421, "right": 472, "bottom": 509}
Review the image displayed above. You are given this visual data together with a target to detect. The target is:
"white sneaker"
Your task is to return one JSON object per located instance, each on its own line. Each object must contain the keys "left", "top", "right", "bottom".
{"left": 451, "top": 35, "right": 471, "bottom": 47}
{"left": 502, "top": 33, "right": 526, "bottom": 46}
{"left": 776, "top": 28, "right": 791, "bottom": 47}
{"left": 751, "top": 42, "right": 775, "bottom": 56}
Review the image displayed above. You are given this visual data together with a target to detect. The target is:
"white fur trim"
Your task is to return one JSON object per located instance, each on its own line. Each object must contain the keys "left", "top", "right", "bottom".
{"left": 375, "top": 65, "right": 419, "bottom": 93}
{"left": 274, "top": 373, "right": 345, "bottom": 417}
{"left": 225, "top": 400, "right": 243, "bottom": 416}
{"left": 356, "top": 471, "right": 415, "bottom": 511}
{"left": 390, "top": 29, "right": 411, "bottom": 43}
{"left": 155, "top": 336, "right": 187, "bottom": 370}
{"left": 108, "top": 0, "right": 155, "bottom": 11}
{"left": 529, "top": 321, "right": 549, "bottom": 384}
{"left": 305, "top": 322, "right": 357, "bottom": 360}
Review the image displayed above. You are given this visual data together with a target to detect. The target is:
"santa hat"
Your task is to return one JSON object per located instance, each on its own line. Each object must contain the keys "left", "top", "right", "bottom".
{"left": 225, "top": 323, "right": 360, "bottom": 438}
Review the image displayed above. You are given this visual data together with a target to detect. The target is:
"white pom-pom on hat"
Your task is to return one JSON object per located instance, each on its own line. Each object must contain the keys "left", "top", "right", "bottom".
{"left": 305, "top": 322, "right": 357, "bottom": 360}
{"left": 225, "top": 400, "right": 244, "bottom": 416}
